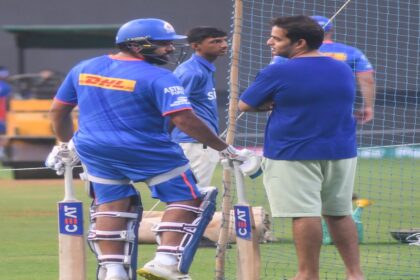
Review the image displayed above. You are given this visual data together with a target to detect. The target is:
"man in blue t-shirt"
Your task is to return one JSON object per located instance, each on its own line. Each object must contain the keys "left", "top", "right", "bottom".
{"left": 172, "top": 27, "right": 228, "bottom": 189}
{"left": 239, "top": 16, "right": 364, "bottom": 280}
{"left": 45, "top": 18, "right": 249, "bottom": 280}
{"left": 271, "top": 16, "right": 376, "bottom": 125}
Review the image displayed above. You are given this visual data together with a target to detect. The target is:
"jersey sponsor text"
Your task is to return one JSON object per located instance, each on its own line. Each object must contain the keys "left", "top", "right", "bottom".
{"left": 164, "top": 86, "right": 184, "bottom": 95}
{"left": 79, "top": 74, "right": 136, "bottom": 92}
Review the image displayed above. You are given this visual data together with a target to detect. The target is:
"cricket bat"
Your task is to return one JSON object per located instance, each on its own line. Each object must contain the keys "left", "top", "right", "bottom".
{"left": 232, "top": 160, "right": 261, "bottom": 280}
{"left": 57, "top": 162, "right": 87, "bottom": 280}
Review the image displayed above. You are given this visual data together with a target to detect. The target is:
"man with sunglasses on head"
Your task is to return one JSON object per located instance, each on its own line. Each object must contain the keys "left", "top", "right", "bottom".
{"left": 46, "top": 18, "right": 252, "bottom": 280}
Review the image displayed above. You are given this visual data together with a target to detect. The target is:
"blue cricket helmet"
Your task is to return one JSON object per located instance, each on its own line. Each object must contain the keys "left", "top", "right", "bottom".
{"left": 115, "top": 18, "right": 187, "bottom": 44}
{"left": 311, "top": 15, "right": 333, "bottom": 32}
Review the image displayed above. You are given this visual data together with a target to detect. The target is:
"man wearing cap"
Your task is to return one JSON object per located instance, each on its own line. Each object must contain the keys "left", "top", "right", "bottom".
{"left": 312, "top": 15, "right": 376, "bottom": 124}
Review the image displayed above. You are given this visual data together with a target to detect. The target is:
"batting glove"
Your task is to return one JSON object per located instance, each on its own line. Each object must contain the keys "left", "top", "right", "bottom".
{"left": 45, "top": 140, "right": 80, "bottom": 176}
{"left": 220, "top": 145, "right": 252, "bottom": 162}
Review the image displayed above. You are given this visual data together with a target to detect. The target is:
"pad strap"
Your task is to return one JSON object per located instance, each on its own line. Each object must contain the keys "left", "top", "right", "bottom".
{"left": 153, "top": 222, "right": 197, "bottom": 235}
{"left": 98, "top": 254, "right": 130, "bottom": 265}
{"left": 166, "top": 204, "right": 202, "bottom": 214}
{"left": 91, "top": 211, "right": 139, "bottom": 219}
{"left": 88, "top": 229, "right": 136, "bottom": 241}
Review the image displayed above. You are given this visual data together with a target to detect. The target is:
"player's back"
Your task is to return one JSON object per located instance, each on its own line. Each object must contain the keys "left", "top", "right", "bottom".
{"left": 55, "top": 55, "right": 190, "bottom": 175}
{"left": 319, "top": 41, "right": 373, "bottom": 72}
{"left": 68, "top": 55, "right": 175, "bottom": 144}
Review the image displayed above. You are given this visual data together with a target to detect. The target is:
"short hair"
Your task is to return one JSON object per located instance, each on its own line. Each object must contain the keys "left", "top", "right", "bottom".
{"left": 271, "top": 15, "right": 324, "bottom": 50}
{"left": 186, "top": 27, "right": 227, "bottom": 44}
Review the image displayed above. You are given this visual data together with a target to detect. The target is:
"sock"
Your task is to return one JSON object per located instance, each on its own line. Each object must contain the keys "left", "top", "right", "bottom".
{"left": 105, "top": 263, "right": 128, "bottom": 278}
{"left": 154, "top": 252, "right": 178, "bottom": 265}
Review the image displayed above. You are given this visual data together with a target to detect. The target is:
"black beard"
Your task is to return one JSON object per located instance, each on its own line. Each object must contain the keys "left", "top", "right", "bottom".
{"left": 143, "top": 54, "right": 169, "bottom": 65}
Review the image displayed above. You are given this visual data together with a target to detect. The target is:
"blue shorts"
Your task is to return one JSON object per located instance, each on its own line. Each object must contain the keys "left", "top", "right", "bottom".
{"left": 92, "top": 183, "right": 138, "bottom": 205}
{"left": 149, "top": 169, "right": 201, "bottom": 203}
{"left": 91, "top": 169, "right": 201, "bottom": 204}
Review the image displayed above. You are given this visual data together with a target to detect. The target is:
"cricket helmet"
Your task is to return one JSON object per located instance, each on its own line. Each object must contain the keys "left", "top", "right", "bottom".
{"left": 115, "top": 18, "right": 186, "bottom": 44}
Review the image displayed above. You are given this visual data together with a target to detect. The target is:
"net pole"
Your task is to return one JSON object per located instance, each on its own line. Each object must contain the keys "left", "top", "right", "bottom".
{"left": 215, "top": 0, "right": 243, "bottom": 279}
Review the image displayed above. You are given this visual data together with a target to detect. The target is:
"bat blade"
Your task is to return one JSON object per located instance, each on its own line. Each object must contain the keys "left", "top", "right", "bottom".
{"left": 58, "top": 200, "right": 87, "bottom": 280}
{"left": 234, "top": 203, "right": 260, "bottom": 280}
{"left": 233, "top": 158, "right": 261, "bottom": 280}
{"left": 58, "top": 164, "right": 87, "bottom": 280}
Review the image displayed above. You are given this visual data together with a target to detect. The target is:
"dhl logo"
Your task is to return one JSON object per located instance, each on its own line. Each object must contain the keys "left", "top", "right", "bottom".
{"left": 79, "top": 74, "right": 136, "bottom": 92}
{"left": 321, "top": 52, "right": 347, "bottom": 61}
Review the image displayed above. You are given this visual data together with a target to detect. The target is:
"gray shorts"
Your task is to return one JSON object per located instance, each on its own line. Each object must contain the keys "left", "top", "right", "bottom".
{"left": 261, "top": 157, "right": 357, "bottom": 218}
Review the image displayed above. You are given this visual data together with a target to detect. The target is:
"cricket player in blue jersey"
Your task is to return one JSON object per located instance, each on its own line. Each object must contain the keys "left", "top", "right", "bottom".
{"left": 313, "top": 15, "right": 376, "bottom": 124}
{"left": 45, "top": 18, "right": 252, "bottom": 280}
{"left": 239, "top": 16, "right": 365, "bottom": 280}
{"left": 172, "top": 27, "right": 228, "bottom": 189}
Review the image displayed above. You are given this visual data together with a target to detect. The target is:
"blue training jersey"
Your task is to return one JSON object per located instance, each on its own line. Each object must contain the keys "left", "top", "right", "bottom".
{"left": 271, "top": 41, "right": 373, "bottom": 73}
{"left": 55, "top": 54, "right": 191, "bottom": 179}
{"left": 171, "top": 54, "right": 219, "bottom": 142}
{"left": 240, "top": 56, "right": 357, "bottom": 160}
{"left": 319, "top": 40, "right": 373, "bottom": 73}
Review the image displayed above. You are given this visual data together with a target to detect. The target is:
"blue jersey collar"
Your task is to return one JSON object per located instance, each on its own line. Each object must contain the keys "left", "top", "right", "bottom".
{"left": 192, "top": 54, "right": 216, "bottom": 72}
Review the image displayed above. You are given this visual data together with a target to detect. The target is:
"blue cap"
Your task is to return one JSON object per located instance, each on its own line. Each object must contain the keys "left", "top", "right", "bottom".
{"left": 311, "top": 15, "right": 333, "bottom": 32}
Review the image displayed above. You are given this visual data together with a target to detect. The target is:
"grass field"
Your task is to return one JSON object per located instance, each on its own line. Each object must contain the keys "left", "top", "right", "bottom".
{"left": 0, "top": 159, "right": 419, "bottom": 279}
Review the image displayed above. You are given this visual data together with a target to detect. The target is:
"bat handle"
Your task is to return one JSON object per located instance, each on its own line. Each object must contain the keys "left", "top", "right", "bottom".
{"left": 63, "top": 160, "right": 76, "bottom": 201}
{"left": 232, "top": 160, "right": 248, "bottom": 204}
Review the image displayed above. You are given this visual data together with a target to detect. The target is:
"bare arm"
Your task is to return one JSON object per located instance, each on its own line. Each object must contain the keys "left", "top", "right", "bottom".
{"left": 170, "top": 110, "right": 228, "bottom": 151}
{"left": 355, "top": 71, "right": 376, "bottom": 124}
{"left": 49, "top": 99, "right": 76, "bottom": 142}
{"left": 238, "top": 100, "right": 273, "bottom": 112}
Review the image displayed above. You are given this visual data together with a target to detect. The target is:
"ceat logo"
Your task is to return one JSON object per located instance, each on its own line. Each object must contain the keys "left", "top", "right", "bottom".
{"left": 79, "top": 74, "right": 136, "bottom": 92}
{"left": 59, "top": 202, "right": 84, "bottom": 236}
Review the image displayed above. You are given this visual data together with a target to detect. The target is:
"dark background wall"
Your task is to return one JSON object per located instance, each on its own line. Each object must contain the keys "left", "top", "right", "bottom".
{"left": 1, "top": 0, "right": 419, "bottom": 93}
{"left": 0, "top": 0, "right": 232, "bottom": 92}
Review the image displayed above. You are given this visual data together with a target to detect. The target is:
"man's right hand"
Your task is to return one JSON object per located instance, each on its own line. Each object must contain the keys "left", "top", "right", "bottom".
{"left": 45, "top": 141, "right": 80, "bottom": 175}
{"left": 220, "top": 145, "right": 254, "bottom": 162}
{"left": 354, "top": 106, "right": 374, "bottom": 124}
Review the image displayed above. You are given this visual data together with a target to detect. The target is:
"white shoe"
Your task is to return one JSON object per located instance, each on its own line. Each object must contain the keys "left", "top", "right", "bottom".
{"left": 137, "top": 260, "right": 192, "bottom": 280}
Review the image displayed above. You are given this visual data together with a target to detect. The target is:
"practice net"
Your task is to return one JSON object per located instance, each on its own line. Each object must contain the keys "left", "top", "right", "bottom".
{"left": 222, "top": 0, "right": 420, "bottom": 279}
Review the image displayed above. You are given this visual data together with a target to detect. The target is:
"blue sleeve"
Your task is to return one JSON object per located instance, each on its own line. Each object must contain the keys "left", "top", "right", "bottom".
{"left": 240, "top": 66, "right": 279, "bottom": 108}
{"left": 151, "top": 73, "right": 192, "bottom": 116}
{"left": 352, "top": 48, "right": 374, "bottom": 72}
{"left": 174, "top": 69, "right": 203, "bottom": 98}
{"left": 0, "top": 81, "right": 11, "bottom": 97}
{"left": 55, "top": 68, "right": 78, "bottom": 105}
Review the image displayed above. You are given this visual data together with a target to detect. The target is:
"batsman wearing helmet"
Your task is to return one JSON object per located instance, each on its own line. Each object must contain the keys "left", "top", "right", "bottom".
{"left": 46, "top": 18, "right": 254, "bottom": 280}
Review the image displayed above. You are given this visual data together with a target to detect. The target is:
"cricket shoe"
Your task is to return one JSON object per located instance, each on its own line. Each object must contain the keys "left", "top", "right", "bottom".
{"left": 137, "top": 260, "right": 192, "bottom": 280}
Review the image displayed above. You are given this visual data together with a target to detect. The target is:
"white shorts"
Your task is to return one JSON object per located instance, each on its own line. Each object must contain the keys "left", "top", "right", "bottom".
{"left": 262, "top": 157, "right": 357, "bottom": 218}
{"left": 179, "top": 142, "right": 220, "bottom": 189}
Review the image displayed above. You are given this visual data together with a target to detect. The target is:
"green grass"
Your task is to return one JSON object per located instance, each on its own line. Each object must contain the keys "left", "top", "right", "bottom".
{"left": 0, "top": 159, "right": 419, "bottom": 279}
